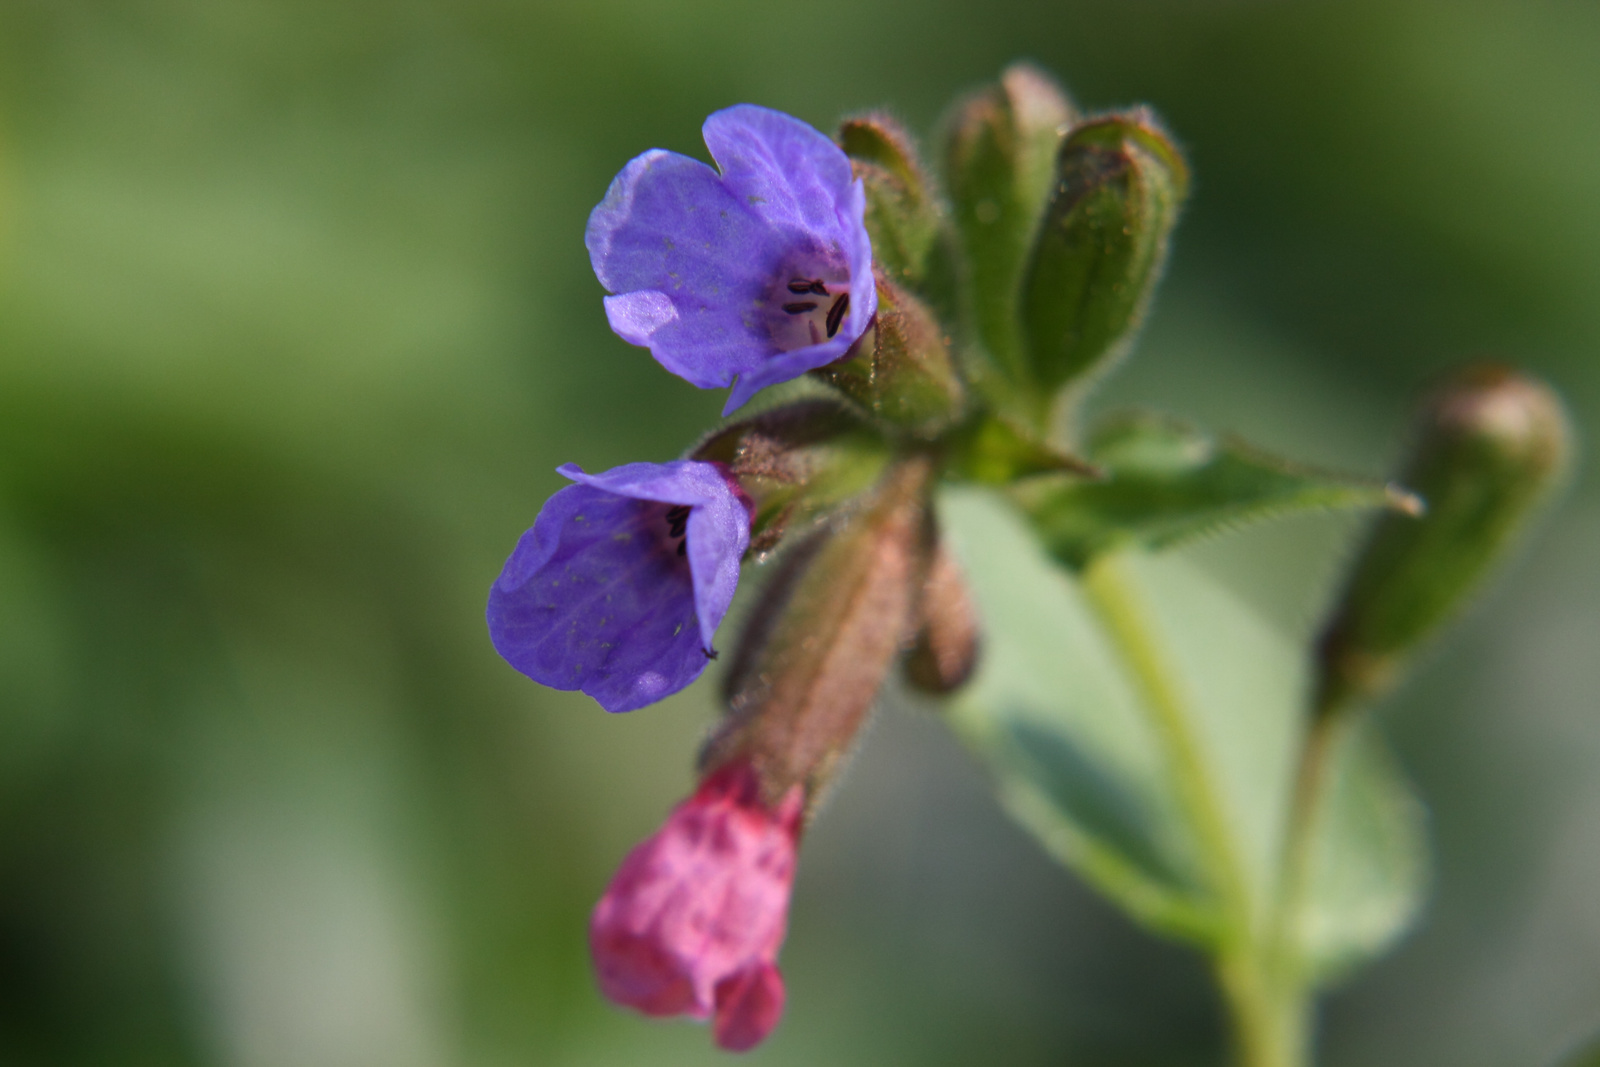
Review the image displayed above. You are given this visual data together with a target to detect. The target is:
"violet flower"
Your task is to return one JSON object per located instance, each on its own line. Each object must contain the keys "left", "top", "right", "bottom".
{"left": 586, "top": 105, "right": 877, "bottom": 415}
{"left": 589, "top": 760, "right": 803, "bottom": 1051}
{"left": 487, "top": 460, "right": 751, "bottom": 713}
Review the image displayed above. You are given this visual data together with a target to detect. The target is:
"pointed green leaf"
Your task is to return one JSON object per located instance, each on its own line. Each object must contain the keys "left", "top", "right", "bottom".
{"left": 1293, "top": 718, "right": 1429, "bottom": 982}
{"left": 1023, "top": 412, "right": 1421, "bottom": 568}
{"left": 940, "top": 489, "right": 1307, "bottom": 945}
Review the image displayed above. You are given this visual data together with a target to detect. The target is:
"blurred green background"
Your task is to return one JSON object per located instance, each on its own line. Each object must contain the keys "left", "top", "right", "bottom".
{"left": 1, "top": 2, "right": 1596, "bottom": 1065}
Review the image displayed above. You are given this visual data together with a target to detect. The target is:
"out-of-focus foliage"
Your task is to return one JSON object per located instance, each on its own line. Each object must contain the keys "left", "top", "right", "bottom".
{"left": 0, "top": 3, "right": 1596, "bottom": 1067}
{"left": 944, "top": 490, "right": 1426, "bottom": 968}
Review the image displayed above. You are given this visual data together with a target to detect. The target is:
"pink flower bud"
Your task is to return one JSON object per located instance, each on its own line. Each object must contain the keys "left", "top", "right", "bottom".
{"left": 589, "top": 760, "right": 804, "bottom": 1051}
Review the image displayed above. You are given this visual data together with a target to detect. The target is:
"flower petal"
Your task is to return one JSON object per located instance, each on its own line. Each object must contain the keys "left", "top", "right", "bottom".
{"left": 586, "top": 149, "right": 787, "bottom": 389}
{"left": 588, "top": 762, "right": 801, "bottom": 1030}
{"left": 563, "top": 460, "right": 750, "bottom": 655}
{"left": 487, "top": 461, "right": 750, "bottom": 712}
{"left": 712, "top": 963, "right": 786, "bottom": 1052}
{"left": 703, "top": 105, "right": 855, "bottom": 240}
{"left": 487, "top": 483, "right": 707, "bottom": 712}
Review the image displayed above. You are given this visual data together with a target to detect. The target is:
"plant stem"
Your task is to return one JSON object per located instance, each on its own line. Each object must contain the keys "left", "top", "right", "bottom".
{"left": 1216, "top": 950, "right": 1310, "bottom": 1067}
{"left": 1082, "top": 553, "right": 1313, "bottom": 1067}
{"left": 1081, "top": 554, "right": 1251, "bottom": 930}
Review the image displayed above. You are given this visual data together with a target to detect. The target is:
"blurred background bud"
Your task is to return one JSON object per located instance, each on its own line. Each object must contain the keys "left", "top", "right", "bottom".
{"left": 943, "top": 63, "right": 1074, "bottom": 404}
{"left": 1020, "top": 111, "right": 1187, "bottom": 416}
{"left": 904, "top": 544, "right": 981, "bottom": 694}
{"left": 1317, "top": 364, "right": 1573, "bottom": 714}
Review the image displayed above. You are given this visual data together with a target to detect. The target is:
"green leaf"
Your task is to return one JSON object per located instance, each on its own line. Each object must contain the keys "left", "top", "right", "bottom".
{"left": 1023, "top": 411, "right": 1421, "bottom": 568}
{"left": 1294, "top": 718, "right": 1429, "bottom": 982}
{"left": 940, "top": 487, "right": 1305, "bottom": 944}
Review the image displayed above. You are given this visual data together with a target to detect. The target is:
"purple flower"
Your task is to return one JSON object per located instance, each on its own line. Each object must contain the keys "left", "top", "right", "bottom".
{"left": 586, "top": 105, "right": 877, "bottom": 415}
{"left": 487, "top": 460, "right": 752, "bottom": 712}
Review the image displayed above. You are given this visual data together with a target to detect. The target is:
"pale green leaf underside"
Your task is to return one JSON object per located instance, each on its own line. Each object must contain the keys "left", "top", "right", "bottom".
{"left": 1296, "top": 718, "right": 1429, "bottom": 981}
{"left": 941, "top": 487, "right": 1427, "bottom": 969}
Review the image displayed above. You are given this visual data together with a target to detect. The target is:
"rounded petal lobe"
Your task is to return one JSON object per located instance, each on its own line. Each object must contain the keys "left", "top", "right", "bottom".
{"left": 703, "top": 105, "right": 857, "bottom": 238}
{"left": 488, "top": 461, "right": 750, "bottom": 712}
{"left": 713, "top": 964, "right": 786, "bottom": 1052}
{"left": 487, "top": 483, "right": 707, "bottom": 712}
{"left": 586, "top": 148, "right": 787, "bottom": 388}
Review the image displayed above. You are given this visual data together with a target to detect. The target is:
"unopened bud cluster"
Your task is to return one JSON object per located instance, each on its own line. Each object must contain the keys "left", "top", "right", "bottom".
{"left": 484, "top": 66, "right": 1571, "bottom": 1051}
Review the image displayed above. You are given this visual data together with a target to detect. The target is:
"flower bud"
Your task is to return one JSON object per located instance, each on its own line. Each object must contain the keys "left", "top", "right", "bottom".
{"left": 904, "top": 543, "right": 982, "bottom": 694}
{"left": 1316, "top": 364, "right": 1572, "bottom": 713}
{"left": 704, "top": 456, "right": 936, "bottom": 803}
{"left": 839, "top": 113, "right": 944, "bottom": 290}
{"left": 589, "top": 759, "right": 802, "bottom": 1051}
{"left": 692, "top": 399, "right": 890, "bottom": 556}
{"left": 943, "top": 64, "right": 1075, "bottom": 392}
{"left": 812, "top": 273, "right": 966, "bottom": 437}
{"left": 1020, "top": 111, "right": 1188, "bottom": 403}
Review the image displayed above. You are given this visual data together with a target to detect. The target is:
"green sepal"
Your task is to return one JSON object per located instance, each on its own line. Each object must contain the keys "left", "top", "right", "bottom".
{"left": 839, "top": 113, "right": 944, "bottom": 292}
{"left": 1020, "top": 412, "right": 1421, "bottom": 569}
{"left": 1316, "top": 364, "right": 1571, "bottom": 713}
{"left": 942, "top": 63, "right": 1074, "bottom": 404}
{"left": 811, "top": 272, "right": 966, "bottom": 438}
{"left": 943, "top": 411, "right": 1099, "bottom": 486}
{"left": 690, "top": 400, "right": 892, "bottom": 557}
{"left": 1021, "top": 111, "right": 1188, "bottom": 405}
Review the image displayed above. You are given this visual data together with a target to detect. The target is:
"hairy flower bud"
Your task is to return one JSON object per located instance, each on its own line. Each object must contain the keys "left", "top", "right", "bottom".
{"left": 839, "top": 113, "right": 944, "bottom": 291}
{"left": 704, "top": 456, "right": 936, "bottom": 802}
{"left": 1316, "top": 364, "right": 1572, "bottom": 713}
{"left": 943, "top": 64, "right": 1075, "bottom": 393}
{"left": 904, "top": 543, "right": 982, "bottom": 694}
{"left": 812, "top": 273, "right": 967, "bottom": 437}
{"left": 1020, "top": 110, "right": 1187, "bottom": 407}
{"left": 691, "top": 399, "right": 891, "bottom": 556}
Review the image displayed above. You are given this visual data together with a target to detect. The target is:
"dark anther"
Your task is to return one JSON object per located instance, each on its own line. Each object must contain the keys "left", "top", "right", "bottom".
{"left": 787, "top": 278, "right": 830, "bottom": 296}
{"left": 702, "top": 647, "right": 720, "bottom": 661}
{"left": 825, "top": 292, "right": 850, "bottom": 338}
{"left": 782, "top": 301, "right": 819, "bottom": 315}
{"left": 677, "top": 539, "right": 688, "bottom": 557}
{"left": 665, "top": 504, "right": 690, "bottom": 540}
